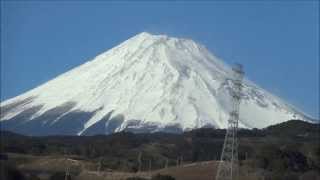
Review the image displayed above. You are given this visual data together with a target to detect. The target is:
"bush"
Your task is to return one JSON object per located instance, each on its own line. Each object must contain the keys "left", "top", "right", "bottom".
{"left": 300, "top": 170, "right": 320, "bottom": 180}
{"left": 27, "top": 173, "right": 41, "bottom": 180}
{"left": 151, "top": 174, "right": 175, "bottom": 180}
{"left": 0, "top": 162, "right": 26, "bottom": 180}
{"left": 126, "top": 177, "right": 147, "bottom": 180}
{"left": 49, "top": 172, "right": 71, "bottom": 180}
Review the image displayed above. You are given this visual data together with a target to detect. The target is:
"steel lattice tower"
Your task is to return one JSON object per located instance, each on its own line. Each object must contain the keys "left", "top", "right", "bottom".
{"left": 215, "top": 64, "right": 244, "bottom": 180}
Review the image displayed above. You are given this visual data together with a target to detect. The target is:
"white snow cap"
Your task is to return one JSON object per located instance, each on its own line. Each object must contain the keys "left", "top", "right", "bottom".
{"left": 0, "top": 32, "right": 313, "bottom": 135}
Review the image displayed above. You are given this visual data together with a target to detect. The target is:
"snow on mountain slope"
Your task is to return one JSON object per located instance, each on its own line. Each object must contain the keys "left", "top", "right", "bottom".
{"left": 0, "top": 32, "right": 313, "bottom": 136}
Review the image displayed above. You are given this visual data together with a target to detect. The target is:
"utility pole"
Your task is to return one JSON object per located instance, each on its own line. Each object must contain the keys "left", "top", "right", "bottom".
{"left": 216, "top": 64, "right": 244, "bottom": 180}
{"left": 148, "top": 159, "right": 152, "bottom": 175}
{"left": 97, "top": 158, "right": 103, "bottom": 173}
{"left": 65, "top": 166, "right": 70, "bottom": 180}
{"left": 165, "top": 158, "right": 169, "bottom": 169}
{"left": 64, "top": 148, "right": 71, "bottom": 180}
{"left": 138, "top": 151, "right": 142, "bottom": 172}
{"left": 176, "top": 157, "right": 179, "bottom": 167}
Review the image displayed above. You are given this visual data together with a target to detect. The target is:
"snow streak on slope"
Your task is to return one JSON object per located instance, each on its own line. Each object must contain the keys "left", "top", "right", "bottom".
{"left": 0, "top": 32, "right": 312, "bottom": 136}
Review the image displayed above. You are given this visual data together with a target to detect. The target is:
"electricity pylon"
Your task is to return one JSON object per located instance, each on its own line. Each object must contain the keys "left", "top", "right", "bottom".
{"left": 137, "top": 151, "right": 142, "bottom": 172}
{"left": 216, "top": 64, "right": 244, "bottom": 180}
{"left": 63, "top": 148, "right": 71, "bottom": 180}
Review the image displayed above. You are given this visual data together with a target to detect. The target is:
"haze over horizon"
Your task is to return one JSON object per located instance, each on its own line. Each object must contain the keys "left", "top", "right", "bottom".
{"left": 1, "top": 1, "right": 319, "bottom": 119}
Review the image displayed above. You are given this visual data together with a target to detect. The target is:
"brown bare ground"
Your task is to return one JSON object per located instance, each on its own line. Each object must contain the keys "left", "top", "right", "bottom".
{"left": 8, "top": 153, "right": 261, "bottom": 180}
{"left": 77, "top": 161, "right": 217, "bottom": 180}
{"left": 155, "top": 161, "right": 217, "bottom": 180}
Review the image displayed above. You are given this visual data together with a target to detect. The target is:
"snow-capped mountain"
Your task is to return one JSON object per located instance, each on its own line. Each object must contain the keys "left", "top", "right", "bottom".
{"left": 0, "top": 32, "right": 312, "bottom": 136}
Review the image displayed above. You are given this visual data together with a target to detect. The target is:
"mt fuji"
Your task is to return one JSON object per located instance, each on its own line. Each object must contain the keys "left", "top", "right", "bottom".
{"left": 0, "top": 32, "right": 312, "bottom": 136}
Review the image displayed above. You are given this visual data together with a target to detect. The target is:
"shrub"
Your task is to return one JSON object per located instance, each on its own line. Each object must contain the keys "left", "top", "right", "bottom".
{"left": 151, "top": 174, "right": 175, "bottom": 180}
{"left": 49, "top": 172, "right": 71, "bottom": 180}
{"left": 126, "top": 177, "right": 147, "bottom": 180}
{"left": 0, "top": 162, "right": 26, "bottom": 180}
{"left": 299, "top": 170, "right": 320, "bottom": 180}
{"left": 27, "top": 173, "right": 41, "bottom": 180}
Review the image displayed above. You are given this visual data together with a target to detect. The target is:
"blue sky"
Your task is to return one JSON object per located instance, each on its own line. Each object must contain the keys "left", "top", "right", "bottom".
{"left": 1, "top": 1, "right": 319, "bottom": 119}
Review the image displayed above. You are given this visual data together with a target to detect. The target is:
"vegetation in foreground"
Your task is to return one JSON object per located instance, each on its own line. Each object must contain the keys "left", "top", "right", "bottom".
{"left": 0, "top": 120, "right": 319, "bottom": 180}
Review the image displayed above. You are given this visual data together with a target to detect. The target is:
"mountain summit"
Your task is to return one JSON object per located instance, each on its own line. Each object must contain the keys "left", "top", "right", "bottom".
{"left": 0, "top": 32, "right": 311, "bottom": 135}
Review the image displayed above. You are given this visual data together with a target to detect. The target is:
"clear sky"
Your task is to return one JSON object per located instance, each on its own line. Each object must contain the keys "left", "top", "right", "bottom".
{"left": 1, "top": 1, "right": 319, "bottom": 119}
